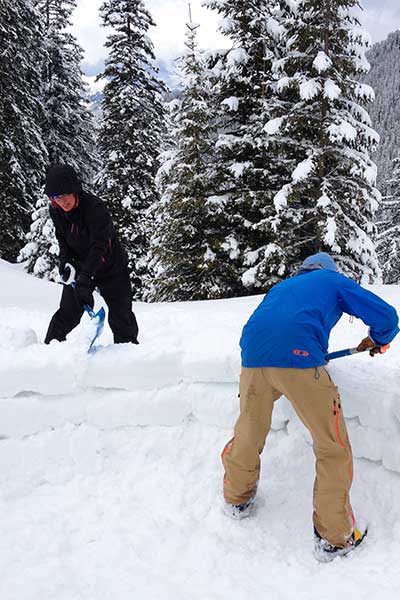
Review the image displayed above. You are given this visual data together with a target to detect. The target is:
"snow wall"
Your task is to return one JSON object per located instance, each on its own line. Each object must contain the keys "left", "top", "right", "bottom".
{"left": 0, "top": 259, "right": 399, "bottom": 473}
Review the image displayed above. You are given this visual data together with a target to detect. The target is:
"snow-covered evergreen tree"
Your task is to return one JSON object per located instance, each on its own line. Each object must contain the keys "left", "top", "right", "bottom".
{"left": 38, "top": 0, "right": 98, "bottom": 180}
{"left": 147, "top": 20, "right": 231, "bottom": 301}
{"left": 18, "top": 195, "right": 60, "bottom": 279}
{"left": 376, "top": 156, "right": 400, "bottom": 283}
{"left": 264, "top": 0, "right": 381, "bottom": 283}
{"left": 19, "top": 0, "right": 99, "bottom": 279}
{"left": 0, "top": 0, "right": 47, "bottom": 261}
{"left": 202, "top": 0, "right": 294, "bottom": 295}
{"left": 96, "top": 0, "right": 166, "bottom": 297}
{"left": 363, "top": 30, "right": 400, "bottom": 195}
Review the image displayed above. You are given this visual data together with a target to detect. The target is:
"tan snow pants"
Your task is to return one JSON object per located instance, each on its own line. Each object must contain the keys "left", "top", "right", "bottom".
{"left": 222, "top": 367, "right": 355, "bottom": 548}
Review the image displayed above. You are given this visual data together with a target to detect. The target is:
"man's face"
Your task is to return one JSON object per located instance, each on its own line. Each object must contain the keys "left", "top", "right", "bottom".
{"left": 50, "top": 193, "right": 77, "bottom": 212}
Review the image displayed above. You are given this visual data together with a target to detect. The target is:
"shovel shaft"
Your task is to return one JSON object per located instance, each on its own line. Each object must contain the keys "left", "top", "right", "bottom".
{"left": 325, "top": 347, "right": 364, "bottom": 361}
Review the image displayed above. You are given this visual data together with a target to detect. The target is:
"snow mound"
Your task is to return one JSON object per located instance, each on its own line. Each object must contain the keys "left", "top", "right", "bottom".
{"left": 0, "top": 325, "right": 37, "bottom": 349}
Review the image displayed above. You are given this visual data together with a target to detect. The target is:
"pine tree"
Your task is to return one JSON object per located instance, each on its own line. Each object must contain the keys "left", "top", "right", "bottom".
{"left": 19, "top": 0, "right": 99, "bottom": 279}
{"left": 376, "top": 156, "right": 400, "bottom": 283}
{"left": 147, "top": 19, "right": 230, "bottom": 301}
{"left": 264, "top": 0, "right": 381, "bottom": 283}
{"left": 38, "top": 0, "right": 98, "bottom": 180}
{"left": 18, "top": 195, "right": 60, "bottom": 279}
{"left": 202, "top": 0, "right": 293, "bottom": 295}
{"left": 96, "top": 0, "right": 166, "bottom": 297}
{"left": 363, "top": 30, "right": 400, "bottom": 195}
{"left": 0, "top": 0, "right": 47, "bottom": 261}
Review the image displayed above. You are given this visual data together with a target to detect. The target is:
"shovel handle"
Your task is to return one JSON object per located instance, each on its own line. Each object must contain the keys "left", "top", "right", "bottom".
{"left": 325, "top": 344, "right": 390, "bottom": 362}
{"left": 59, "top": 262, "right": 76, "bottom": 286}
{"left": 325, "top": 347, "right": 360, "bottom": 361}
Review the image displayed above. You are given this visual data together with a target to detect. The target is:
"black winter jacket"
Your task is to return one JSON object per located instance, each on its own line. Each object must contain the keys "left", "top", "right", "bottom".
{"left": 50, "top": 190, "right": 128, "bottom": 282}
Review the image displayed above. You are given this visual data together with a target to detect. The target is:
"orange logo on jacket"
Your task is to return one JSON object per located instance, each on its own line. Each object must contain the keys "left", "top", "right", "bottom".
{"left": 292, "top": 349, "right": 310, "bottom": 357}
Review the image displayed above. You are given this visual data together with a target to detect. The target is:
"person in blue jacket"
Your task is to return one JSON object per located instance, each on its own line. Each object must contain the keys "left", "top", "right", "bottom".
{"left": 221, "top": 252, "right": 399, "bottom": 562}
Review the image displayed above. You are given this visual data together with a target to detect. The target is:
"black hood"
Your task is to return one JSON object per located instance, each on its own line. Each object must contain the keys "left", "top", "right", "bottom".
{"left": 44, "top": 164, "right": 82, "bottom": 196}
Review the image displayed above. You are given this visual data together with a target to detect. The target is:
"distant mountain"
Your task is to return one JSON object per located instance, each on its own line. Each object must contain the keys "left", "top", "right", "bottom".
{"left": 157, "top": 59, "right": 179, "bottom": 90}
{"left": 364, "top": 30, "right": 400, "bottom": 194}
{"left": 82, "top": 65, "right": 180, "bottom": 118}
{"left": 83, "top": 75, "right": 105, "bottom": 117}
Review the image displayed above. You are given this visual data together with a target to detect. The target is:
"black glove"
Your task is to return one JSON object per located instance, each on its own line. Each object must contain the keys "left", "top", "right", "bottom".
{"left": 74, "top": 273, "right": 94, "bottom": 309}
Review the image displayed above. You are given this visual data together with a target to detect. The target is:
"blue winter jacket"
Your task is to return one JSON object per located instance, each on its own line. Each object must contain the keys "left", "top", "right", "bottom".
{"left": 240, "top": 270, "right": 399, "bottom": 368}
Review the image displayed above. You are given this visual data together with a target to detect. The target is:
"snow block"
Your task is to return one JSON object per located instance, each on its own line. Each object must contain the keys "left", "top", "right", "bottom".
{"left": 330, "top": 360, "right": 399, "bottom": 432}
{"left": 85, "top": 385, "right": 191, "bottom": 429}
{"left": 82, "top": 344, "right": 184, "bottom": 391}
{"left": 0, "top": 343, "right": 81, "bottom": 398}
{"left": 0, "top": 394, "right": 86, "bottom": 438}
{"left": 182, "top": 332, "right": 240, "bottom": 383}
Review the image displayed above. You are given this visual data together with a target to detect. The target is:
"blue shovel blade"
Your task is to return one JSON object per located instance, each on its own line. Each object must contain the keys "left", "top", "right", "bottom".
{"left": 86, "top": 306, "right": 106, "bottom": 353}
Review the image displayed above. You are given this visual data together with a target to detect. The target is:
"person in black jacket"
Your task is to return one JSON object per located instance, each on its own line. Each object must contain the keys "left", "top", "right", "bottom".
{"left": 44, "top": 164, "right": 139, "bottom": 345}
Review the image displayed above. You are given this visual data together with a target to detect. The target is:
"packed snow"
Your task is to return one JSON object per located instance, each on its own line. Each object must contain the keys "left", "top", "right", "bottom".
{"left": 1, "top": 259, "right": 400, "bottom": 599}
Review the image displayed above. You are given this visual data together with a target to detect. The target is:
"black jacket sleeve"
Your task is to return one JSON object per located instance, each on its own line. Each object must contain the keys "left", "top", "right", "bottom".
{"left": 79, "top": 202, "right": 113, "bottom": 278}
{"left": 50, "top": 207, "right": 71, "bottom": 272}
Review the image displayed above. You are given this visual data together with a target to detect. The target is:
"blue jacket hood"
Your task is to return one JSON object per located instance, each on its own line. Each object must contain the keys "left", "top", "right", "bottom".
{"left": 300, "top": 252, "right": 337, "bottom": 272}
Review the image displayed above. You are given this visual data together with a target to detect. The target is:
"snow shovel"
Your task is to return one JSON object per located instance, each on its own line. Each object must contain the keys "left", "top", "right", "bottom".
{"left": 60, "top": 263, "right": 105, "bottom": 353}
{"left": 325, "top": 344, "right": 390, "bottom": 362}
{"left": 84, "top": 305, "right": 106, "bottom": 354}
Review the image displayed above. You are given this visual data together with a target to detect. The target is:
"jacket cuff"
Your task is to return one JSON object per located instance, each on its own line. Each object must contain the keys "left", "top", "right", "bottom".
{"left": 367, "top": 329, "right": 379, "bottom": 345}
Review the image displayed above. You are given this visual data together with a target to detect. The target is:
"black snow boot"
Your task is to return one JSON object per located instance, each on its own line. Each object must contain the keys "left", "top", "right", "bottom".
{"left": 313, "top": 525, "right": 368, "bottom": 562}
{"left": 223, "top": 494, "right": 256, "bottom": 520}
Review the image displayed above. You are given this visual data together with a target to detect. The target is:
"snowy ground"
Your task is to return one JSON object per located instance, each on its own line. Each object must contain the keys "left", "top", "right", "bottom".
{"left": 1, "top": 259, "right": 400, "bottom": 599}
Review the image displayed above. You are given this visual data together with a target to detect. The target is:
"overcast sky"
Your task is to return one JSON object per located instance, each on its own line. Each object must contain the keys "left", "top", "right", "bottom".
{"left": 72, "top": 0, "right": 400, "bottom": 77}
